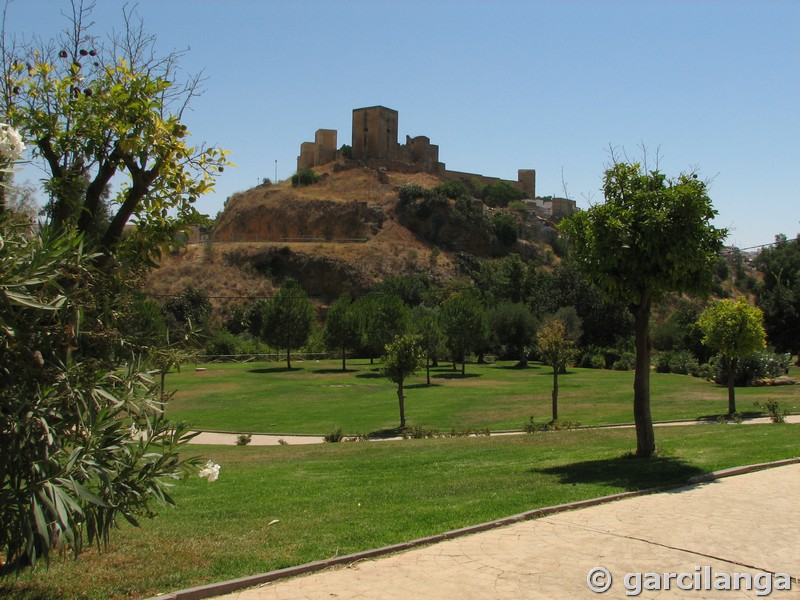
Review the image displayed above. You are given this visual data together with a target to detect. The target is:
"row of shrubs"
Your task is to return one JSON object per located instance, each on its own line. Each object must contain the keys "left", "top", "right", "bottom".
{"left": 653, "top": 349, "right": 791, "bottom": 385}
{"left": 575, "top": 346, "right": 792, "bottom": 387}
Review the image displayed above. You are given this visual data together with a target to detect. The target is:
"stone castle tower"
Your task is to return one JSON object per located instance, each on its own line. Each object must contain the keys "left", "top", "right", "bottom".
{"left": 297, "top": 105, "right": 535, "bottom": 198}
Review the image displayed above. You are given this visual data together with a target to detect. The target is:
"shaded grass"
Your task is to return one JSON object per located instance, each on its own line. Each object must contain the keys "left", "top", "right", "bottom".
{"left": 165, "top": 360, "right": 800, "bottom": 434}
{"left": 4, "top": 423, "right": 799, "bottom": 600}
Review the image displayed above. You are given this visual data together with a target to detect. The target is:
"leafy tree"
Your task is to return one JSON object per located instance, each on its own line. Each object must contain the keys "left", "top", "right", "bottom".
{"left": 440, "top": 291, "right": 488, "bottom": 374}
{"left": 482, "top": 181, "right": 527, "bottom": 207}
{"left": 698, "top": 297, "right": 766, "bottom": 415}
{"left": 754, "top": 234, "right": 800, "bottom": 360}
{"left": 490, "top": 211, "right": 518, "bottom": 246}
{"left": 261, "top": 279, "right": 315, "bottom": 369}
{"left": 323, "top": 293, "right": 360, "bottom": 372}
{"left": 162, "top": 285, "right": 211, "bottom": 343}
{"left": 537, "top": 317, "right": 578, "bottom": 421}
{"left": 373, "top": 274, "right": 430, "bottom": 308}
{"left": 495, "top": 254, "right": 529, "bottom": 304}
{"left": 381, "top": 334, "right": 425, "bottom": 428}
{"left": 412, "top": 305, "right": 446, "bottom": 384}
{"left": 561, "top": 160, "right": 726, "bottom": 457}
{"left": 246, "top": 298, "right": 270, "bottom": 338}
{"left": 1, "top": 2, "right": 229, "bottom": 259}
{"left": 0, "top": 221, "right": 199, "bottom": 572}
{"left": 527, "top": 263, "right": 633, "bottom": 348}
{"left": 353, "top": 292, "right": 410, "bottom": 363}
{"left": 488, "top": 301, "right": 537, "bottom": 366}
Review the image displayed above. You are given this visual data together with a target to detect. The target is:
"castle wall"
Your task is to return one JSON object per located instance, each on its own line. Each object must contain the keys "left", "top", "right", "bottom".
{"left": 297, "top": 106, "right": 536, "bottom": 196}
{"left": 441, "top": 168, "right": 536, "bottom": 198}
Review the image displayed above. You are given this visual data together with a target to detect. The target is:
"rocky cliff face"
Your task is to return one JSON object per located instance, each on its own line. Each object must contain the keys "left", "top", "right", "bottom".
{"left": 213, "top": 188, "right": 385, "bottom": 244}
{"left": 221, "top": 245, "right": 373, "bottom": 302}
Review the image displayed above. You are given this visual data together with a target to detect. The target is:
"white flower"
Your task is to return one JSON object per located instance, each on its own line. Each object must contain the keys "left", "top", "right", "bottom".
{"left": 0, "top": 123, "right": 25, "bottom": 163}
{"left": 198, "top": 460, "right": 221, "bottom": 483}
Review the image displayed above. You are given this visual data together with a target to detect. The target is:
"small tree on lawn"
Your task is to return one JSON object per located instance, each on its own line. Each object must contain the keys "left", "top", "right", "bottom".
{"left": 323, "top": 293, "right": 360, "bottom": 372}
{"left": 381, "top": 334, "right": 425, "bottom": 429}
{"left": 413, "top": 305, "right": 446, "bottom": 385}
{"left": 698, "top": 297, "right": 766, "bottom": 415}
{"left": 560, "top": 158, "right": 726, "bottom": 457}
{"left": 537, "top": 317, "right": 578, "bottom": 422}
{"left": 261, "top": 279, "right": 315, "bottom": 369}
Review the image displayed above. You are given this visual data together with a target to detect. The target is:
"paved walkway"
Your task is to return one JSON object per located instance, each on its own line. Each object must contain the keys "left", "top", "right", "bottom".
{"left": 188, "top": 415, "right": 800, "bottom": 446}
{"left": 164, "top": 462, "right": 800, "bottom": 599}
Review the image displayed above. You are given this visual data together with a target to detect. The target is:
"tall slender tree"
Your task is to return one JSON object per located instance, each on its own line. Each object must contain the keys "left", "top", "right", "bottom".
{"left": 561, "top": 159, "right": 726, "bottom": 457}
{"left": 323, "top": 293, "right": 359, "bottom": 372}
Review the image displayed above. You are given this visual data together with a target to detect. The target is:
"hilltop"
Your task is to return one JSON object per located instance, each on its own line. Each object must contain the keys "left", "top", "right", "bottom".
{"left": 146, "top": 163, "right": 561, "bottom": 317}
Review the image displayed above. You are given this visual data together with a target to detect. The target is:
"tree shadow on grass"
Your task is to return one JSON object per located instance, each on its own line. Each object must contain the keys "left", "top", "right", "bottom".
{"left": 406, "top": 382, "right": 442, "bottom": 389}
{"left": 531, "top": 455, "right": 706, "bottom": 492}
{"left": 355, "top": 372, "right": 384, "bottom": 379}
{"left": 695, "top": 411, "right": 761, "bottom": 422}
{"left": 433, "top": 372, "right": 481, "bottom": 380}
{"left": 368, "top": 427, "right": 405, "bottom": 439}
{"left": 497, "top": 363, "right": 541, "bottom": 370}
{"left": 312, "top": 368, "right": 359, "bottom": 375}
{"left": 247, "top": 366, "right": 300, "bottom": 374}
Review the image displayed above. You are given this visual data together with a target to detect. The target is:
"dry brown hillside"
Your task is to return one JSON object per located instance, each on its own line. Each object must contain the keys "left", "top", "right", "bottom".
{"left": 145, "top": 166, "right": 498, "bottom": 317}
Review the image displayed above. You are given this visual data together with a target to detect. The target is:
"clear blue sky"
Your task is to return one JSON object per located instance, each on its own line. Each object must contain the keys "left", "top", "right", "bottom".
{"left": 6, "top": 0, "right": 799, "bottom": 249}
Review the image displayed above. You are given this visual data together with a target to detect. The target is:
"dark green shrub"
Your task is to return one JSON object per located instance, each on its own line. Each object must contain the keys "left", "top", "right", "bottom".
{"left": 291, "top": 168, "right": 320, "bottom": 187}
{"left": 398, "top": 183, "right": 427, "bottom": 205}
{"left": 612, "top": 352, "right": 634, "bottom": 371}
{"left": 324, "top": 427, "right": 344, "bottom": 443}
{"left": 205, "top": 331, "right": 240, "bottom": 356}
{"left": 655, "top": 350, "right": 700, "bottom": 375}
{"left": 711, "top": 351, "right": 792, "bottom": 386}
{"left": 435, "top": 179, "right": 469, "bottom": 200}
{"left": 491, "top": 211, "right": 518, "bottom": 246}
{"left": 482, "top": 181, "right": 527, "bottom": 208}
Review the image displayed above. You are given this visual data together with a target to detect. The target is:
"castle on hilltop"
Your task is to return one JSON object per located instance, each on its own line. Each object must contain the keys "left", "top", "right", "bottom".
{"left": 298, "top": 105, "right": 537, "bottom": 199}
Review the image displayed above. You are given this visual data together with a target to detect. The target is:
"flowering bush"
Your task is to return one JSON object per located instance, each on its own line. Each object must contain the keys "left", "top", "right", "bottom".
{"left": 198, "top": 461, "right": 221, "bottom": 482}
{"left": 0, "top": 123, "right": 25, "bottom": 163}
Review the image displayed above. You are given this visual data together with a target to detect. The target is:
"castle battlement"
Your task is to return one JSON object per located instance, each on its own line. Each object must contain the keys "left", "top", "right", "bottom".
{"left": 297, "top": 106, "right": 535, "bottom": 198}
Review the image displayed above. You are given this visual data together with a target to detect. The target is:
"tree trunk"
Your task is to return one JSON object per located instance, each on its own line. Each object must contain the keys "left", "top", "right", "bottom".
{"left": 551, "top": 368, "right": 559, "bottom": 422}
{"left": 632, "top": 298, "right": 655, "bottom": 458}
{"left": 286, "top": 347, "right": 291, "bottom": 370}
{"left": 426, "top": 356, "right": 431, "bottom": 385}
{"left": 727, "top": 358, "right": 737, "bottom": 415}
{"left": 397, "top": 380, "right": 406, "bottom": 428}
{"left": 461, "top": 358, "right": 466, "bottom": 376}
{"left": 341, "top": 347, "right": 346, "bottom": 372}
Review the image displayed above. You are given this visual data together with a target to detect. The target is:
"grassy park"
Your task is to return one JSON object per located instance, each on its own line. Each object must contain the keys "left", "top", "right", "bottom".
{"left": 167, "top": 359, "right": 800, "bottom": 434}
{"left": 4, "top": 359, "right": 799, "bottom": 599}
{"left": 4, "top": 423, "right": 799, "bottom": 600}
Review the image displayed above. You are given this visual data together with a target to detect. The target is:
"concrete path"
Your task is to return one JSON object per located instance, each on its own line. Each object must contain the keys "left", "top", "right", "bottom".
{"left": 165, "top": 462, "right": 800, "bottom": 599}
{"left": 188, "top": 415, "right": 800, "bottom": 446}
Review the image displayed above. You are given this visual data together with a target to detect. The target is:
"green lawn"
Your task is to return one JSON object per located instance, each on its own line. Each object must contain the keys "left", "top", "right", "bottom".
{"left": 5, "top": 424, "right": 799, "bottom": 600}
{"left": 165, "top": 359, "right": 800, "bottom": 434}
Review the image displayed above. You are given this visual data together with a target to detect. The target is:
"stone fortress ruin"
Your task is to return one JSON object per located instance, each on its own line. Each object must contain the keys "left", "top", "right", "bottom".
{"left": 297, "top": 105, "right": 577, "bottom": 220}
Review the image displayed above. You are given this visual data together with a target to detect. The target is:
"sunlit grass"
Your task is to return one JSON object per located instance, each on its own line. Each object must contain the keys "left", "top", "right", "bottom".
{"left": 5, "top": 423, "right": 799, "bottom": 599}
{"left": 165, "top": 359, "right": 800, "bottom": 434}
